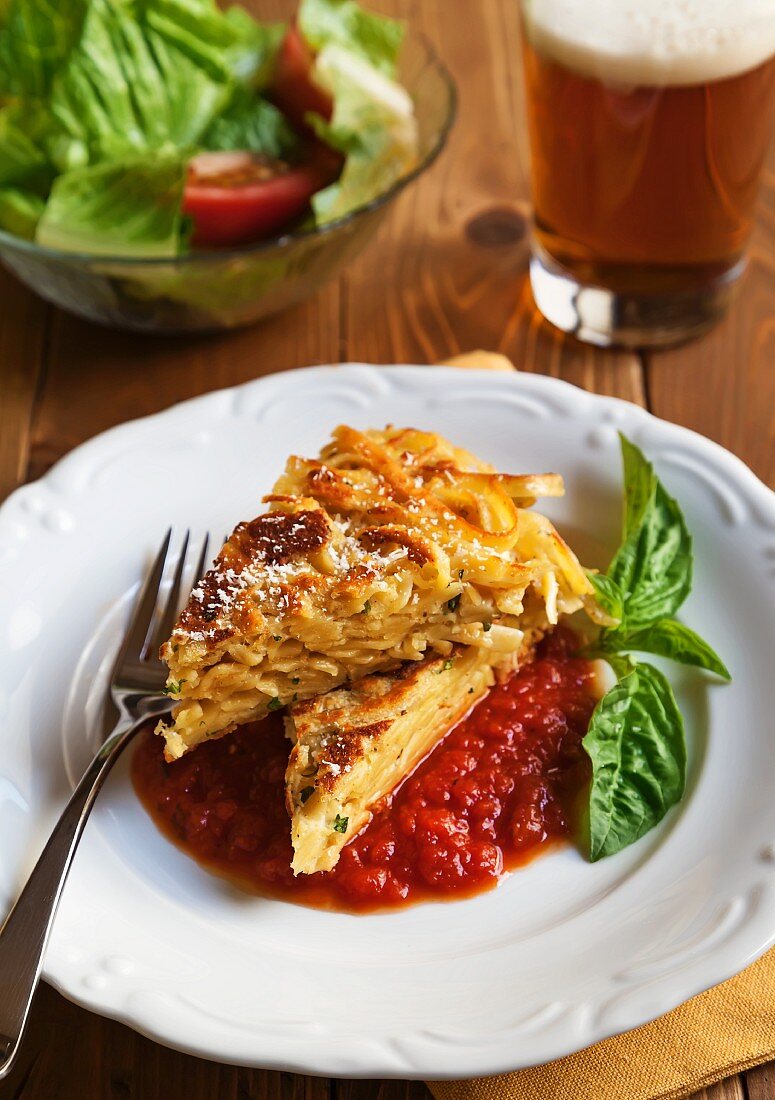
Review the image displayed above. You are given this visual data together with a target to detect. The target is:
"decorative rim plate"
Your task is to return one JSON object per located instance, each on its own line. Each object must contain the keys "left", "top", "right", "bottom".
{"left": 1, "top": 365, "right": 775, "bottom": 1079}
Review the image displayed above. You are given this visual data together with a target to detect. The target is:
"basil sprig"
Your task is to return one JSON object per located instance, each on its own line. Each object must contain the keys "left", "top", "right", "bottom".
{"left": 582, "top": 435, "right": 729, "bottom": 861}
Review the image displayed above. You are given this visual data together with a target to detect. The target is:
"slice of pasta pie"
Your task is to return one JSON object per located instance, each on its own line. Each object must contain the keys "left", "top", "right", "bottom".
{"left": 157, "top": 426, "right": 594, "bottom": 761}
{"left": 284, "top": 639, "right": 540, "bottom": 875}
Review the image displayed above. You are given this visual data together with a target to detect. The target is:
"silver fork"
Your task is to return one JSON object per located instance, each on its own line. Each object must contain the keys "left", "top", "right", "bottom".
{"left": 0, "top": 529, "right": 209, "bottom": 1082}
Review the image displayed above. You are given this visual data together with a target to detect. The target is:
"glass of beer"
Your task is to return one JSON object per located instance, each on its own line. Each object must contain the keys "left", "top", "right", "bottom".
{"left": 520, "top": 1, "right": 775, "bottom": 347}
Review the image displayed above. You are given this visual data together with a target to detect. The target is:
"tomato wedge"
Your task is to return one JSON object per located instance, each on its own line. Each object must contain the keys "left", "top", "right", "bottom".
{"left": 269, "top": 23, "right": 333, "bottom": 133}
{"left": 183, "top": 151, "right": 330, "bottom": 248}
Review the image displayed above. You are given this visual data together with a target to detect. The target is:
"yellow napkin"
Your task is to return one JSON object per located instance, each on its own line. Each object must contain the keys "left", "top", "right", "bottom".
{"left": 430, "top": 349, "right": 775, "bottom": 1098}
{"left": 428, "top": 950, "right": 775, "bottom": 1100}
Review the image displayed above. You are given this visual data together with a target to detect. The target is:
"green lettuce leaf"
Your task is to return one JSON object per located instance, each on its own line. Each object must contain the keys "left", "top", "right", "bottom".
{"left": 223, "top": 7, "right": 284, "bottom": 86}
{"left": 143, "top": 0, "right": 282, "bottom": 86}
{"left": 583, "top": 661, "right": 686, "bottom": 861}
{"left": 47, "top": 0, "right": 235, "bottom": 169}
{"left": 0, "top": 104, "right": 53, "bottom": 189}
{"left": 310, "top": 42, "right": 417, "bottom": 222}
{"left": 599, "top": 619, "right": 730, "bottom": 681}
{"left": 0, "top": 187, "right": 45, "bottom": 238}
{"left": 202, "top": 89, "right": 298, "bottom": 158}
{"left": 298, "top": 0, "right": 403, "bottom": 77}
{"left": 0, "top": 0, "right": 275, "bottom": 98}
{"left": 0, "top": 0, "right": 87, "bottom": 97}
{"left": 608, "top": 434, "right": 693, "bottom": 626}
{"left": 36, "top": 153, "right": 187, "bottom": 256}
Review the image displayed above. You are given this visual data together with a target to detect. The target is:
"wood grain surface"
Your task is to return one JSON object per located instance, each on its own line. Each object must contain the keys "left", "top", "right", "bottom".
{"left": 0, "top": 0, "right": 773, "bottom": 1097}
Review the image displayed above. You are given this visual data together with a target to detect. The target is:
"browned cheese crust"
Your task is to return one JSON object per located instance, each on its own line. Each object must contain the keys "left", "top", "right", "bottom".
{"left": 157, "top": 426, "right": 595, "bottom": 761}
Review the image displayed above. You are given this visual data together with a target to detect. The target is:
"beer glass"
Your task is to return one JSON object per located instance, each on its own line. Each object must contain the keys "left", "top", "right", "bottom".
{"left": 520, "top": 1, "right": 775, "bottom": 347}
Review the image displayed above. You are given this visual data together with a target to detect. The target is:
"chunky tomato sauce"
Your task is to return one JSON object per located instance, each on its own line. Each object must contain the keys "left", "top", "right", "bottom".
{"left": 132, "top": 631, "right": 596, "bottom": 912}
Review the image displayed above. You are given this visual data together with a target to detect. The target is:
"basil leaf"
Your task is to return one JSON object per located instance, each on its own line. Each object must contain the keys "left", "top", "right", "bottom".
{"left": 619, "top": 432, "right": 657, "bottom": 537}
{"left": 583, "top": 661, "right": 686, "bottom": 861}
{"left": 600, "top": 620, "right": 730, "bottom": 681}
{"left": 602, "top": 653, "right": 634, "bottom": 680}
{"left": 609, "top": 437, "right": 692, "bottom": 626}
{"left": 586, "top": 571, "right": 624, "bottom": 621}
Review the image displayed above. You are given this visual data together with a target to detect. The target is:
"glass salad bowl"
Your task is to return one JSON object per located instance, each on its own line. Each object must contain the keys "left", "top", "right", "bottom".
{"left": 0, "top": 33, "right": 455, "bottom": 334}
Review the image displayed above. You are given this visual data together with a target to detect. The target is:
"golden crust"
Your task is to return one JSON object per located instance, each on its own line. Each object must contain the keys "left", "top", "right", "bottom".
{"left": 176, "top": 510, "right": 335, "bottom": 646}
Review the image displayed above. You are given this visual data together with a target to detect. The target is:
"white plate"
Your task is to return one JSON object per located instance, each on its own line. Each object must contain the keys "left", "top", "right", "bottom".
{"left": 1, "top": 365, "right": 775, "bottom": 1079}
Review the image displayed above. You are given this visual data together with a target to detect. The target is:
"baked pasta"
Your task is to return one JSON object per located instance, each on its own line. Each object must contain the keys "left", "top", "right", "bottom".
{"left": 157, "top": 426, "right": 594, "bottom": 761}
{"left": 285, "top": 639, "right": 545, "bottom": 875}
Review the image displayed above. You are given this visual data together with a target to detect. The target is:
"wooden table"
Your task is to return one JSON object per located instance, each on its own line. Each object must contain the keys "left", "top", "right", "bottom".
{"left": 1, "top": 1, "right": 774, "bottom": 1097}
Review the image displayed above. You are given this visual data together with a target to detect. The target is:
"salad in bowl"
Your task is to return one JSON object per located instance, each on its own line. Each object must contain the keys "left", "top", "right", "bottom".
{"left": 0, "top": 0, "right": 454, "bottom": 330}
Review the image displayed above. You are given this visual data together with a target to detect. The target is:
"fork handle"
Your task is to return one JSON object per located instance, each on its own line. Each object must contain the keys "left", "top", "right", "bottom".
{"left": 0, "top": 717, "right": 144, "bottom": 1081}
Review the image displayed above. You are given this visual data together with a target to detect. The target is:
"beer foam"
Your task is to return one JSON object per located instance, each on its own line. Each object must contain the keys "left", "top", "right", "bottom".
{"left": 522, "top": 0, "right": 775, "bottom": 86}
